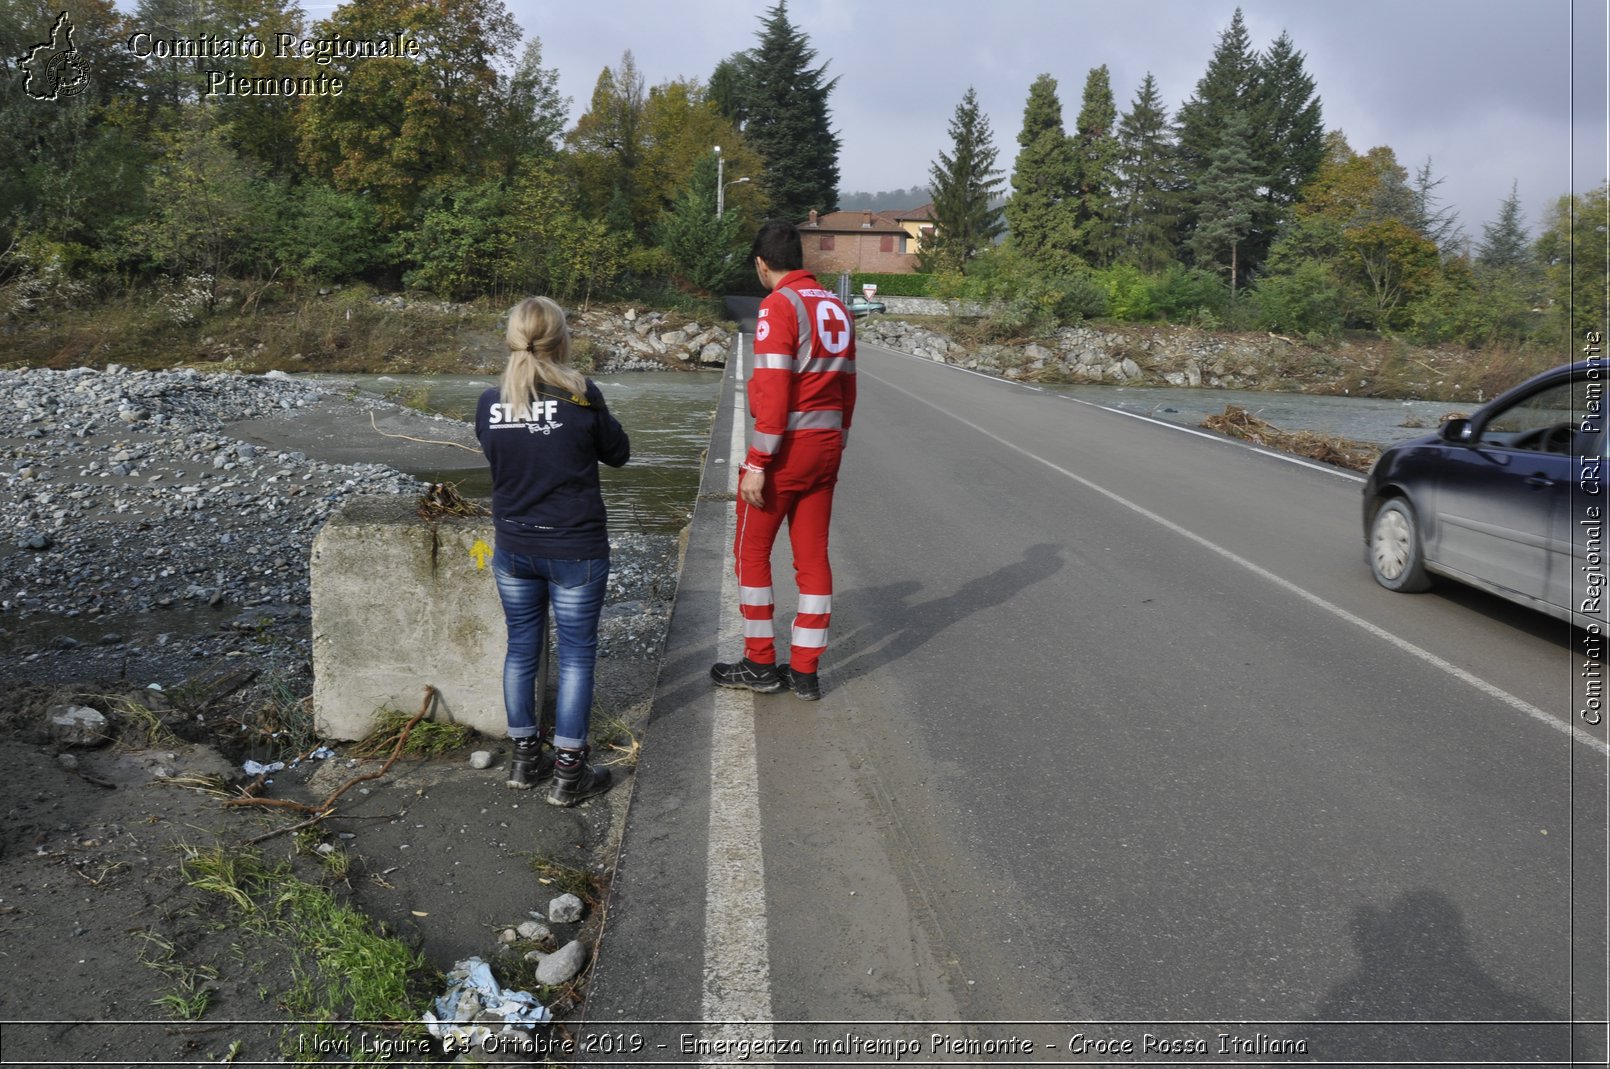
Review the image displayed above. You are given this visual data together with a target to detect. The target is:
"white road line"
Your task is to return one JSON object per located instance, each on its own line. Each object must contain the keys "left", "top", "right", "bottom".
{"left": 700, "top": 338, "right": 775, "bottom": 1047}
{"left": 869, "top": 369, "right": 1608, "bottom": 757}
{"left": 867, "top": 341, "right": 1366, "bottom": 482}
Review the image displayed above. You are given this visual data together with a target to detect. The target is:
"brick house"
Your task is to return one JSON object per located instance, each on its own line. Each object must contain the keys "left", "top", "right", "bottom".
{"left": 879, "top": 203, "right": 937, "bottom": 255}
{"left": 799, "top": 207, "right": 926, "bottom": 275}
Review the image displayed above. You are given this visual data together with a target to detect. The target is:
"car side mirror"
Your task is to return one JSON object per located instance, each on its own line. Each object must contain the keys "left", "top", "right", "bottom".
{"left": 1439, "top": 418, "right": 1473, "bottom": 443}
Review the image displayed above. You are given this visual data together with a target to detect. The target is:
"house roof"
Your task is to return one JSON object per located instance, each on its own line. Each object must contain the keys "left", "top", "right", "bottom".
{"left": 880, "top": 203, "right": 936, "bottom": 223}
{"left": 801, "top": 209, "right": 908, "bottom": 234}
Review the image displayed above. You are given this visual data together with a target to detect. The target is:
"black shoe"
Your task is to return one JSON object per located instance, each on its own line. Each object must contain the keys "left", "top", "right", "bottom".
{"left": 710, "top": 658, "right": 784, "bottom": 693}
{"left": 547, "top": 746, "right": 612, "bottom": 807}
{"left": 505, "top": 737, "right": 548, "bottom": 790}
{"left": 780, "top": 663, "right": 821, "bottom": 701}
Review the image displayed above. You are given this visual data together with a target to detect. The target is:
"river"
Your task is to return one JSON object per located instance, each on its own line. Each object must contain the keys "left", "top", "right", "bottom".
{"left": 329, "top": 371, "right": 1477, "bottom": 530}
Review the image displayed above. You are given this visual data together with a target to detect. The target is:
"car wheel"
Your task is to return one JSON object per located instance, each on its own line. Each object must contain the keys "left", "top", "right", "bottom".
{"left": 1370, "top": 498, "right": 1433, "bottom": 592}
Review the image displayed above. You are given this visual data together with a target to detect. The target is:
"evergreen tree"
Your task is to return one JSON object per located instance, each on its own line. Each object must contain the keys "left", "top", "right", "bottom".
{"left": 1115, "top": 72, "right": 1177, "bottom": 270}
{"left": 1411, "top": 158, "right": 1464, "bottom": 253}
{"left": 1477, "top": 182, "right": 1530, "bottom": 269}
{"left": 926, "top": 86, "right": 1004, "bottom": 272}
{"left": 1185, "top": 108, "right": 1260, "bottom": 300}
{"left": 736, "top": 1, "right": 840, "bottom": 221}
{"left": 1173, "top": 7, "right": 1259, "bottom": 254}
{"left": 658, "top": 152, "right": 745, "bottom": 292}
{"left": 1070, "top": 64, "right": 1121, "bottom": 266}
{"left": 1004, "top": 73, "right": 1076, "bottom": 259}
{"left": 498, "top": 36, "right": 569, "bottom": 169}
{"left": 1247, "top": 31, "right": 1323, "bottom": 265}
{"left": 708, "top": 54, "right": 748, "bottom": 126}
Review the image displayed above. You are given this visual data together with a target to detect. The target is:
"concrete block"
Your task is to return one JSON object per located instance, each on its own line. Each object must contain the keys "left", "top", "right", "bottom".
{"left": 311, "top": 496, "right": 544, "bottom": 741}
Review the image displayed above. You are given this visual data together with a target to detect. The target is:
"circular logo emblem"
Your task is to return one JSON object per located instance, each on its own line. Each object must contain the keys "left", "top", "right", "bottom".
{"left": 756, "top": 321, "right": 770, "bottom": 343}
{"left": 816, "top": 302, "right": 851, "bottom": 355}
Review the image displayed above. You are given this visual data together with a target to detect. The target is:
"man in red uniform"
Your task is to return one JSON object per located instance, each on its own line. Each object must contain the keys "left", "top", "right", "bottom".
{"left": 711, "top": 220, "right": 856, "bottom": 701}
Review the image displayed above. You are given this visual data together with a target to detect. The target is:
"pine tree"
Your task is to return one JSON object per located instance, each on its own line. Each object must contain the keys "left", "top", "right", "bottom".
{"left": 1247, "top": 31, "right": 1323, "bottom": 265}
{"left": 1411, "top": 158, "right": 1464, "bottom": 253}
{"left": 1477, "top": 183, "right": 1532, "bottom": 269}
{"left": 1070, "top": 64, "right": 1121, "bottom": 266}
{"left": 1186, "top": 108, "right": 1261, "bottom": 300}
{"left": 927, "top": 86, "right": 1005, "bottom": 272}
{"left": 736, "top": 1, "right": 841, "bottom": 221}
{"left": 1174, "top": 7, "right": 1260, "bottom": 249}
{"left": 1115, "top": 73, "right": 1177, "bottom": 270}
{"left": 1005, "top": 74, "right": 1076, "bottom": 258}
{"left": 658, "top": 152, "right": 746, "bottom": 292}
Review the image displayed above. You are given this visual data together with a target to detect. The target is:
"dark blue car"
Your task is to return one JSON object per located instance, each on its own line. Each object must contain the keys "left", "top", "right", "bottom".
{"left": 1363, "top": 360, "right": 1605, "bottom": 630}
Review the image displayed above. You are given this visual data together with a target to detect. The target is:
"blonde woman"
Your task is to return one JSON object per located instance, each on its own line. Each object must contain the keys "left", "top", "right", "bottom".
{"left": 475, "top": 297, "right": 630, "bottom": 806}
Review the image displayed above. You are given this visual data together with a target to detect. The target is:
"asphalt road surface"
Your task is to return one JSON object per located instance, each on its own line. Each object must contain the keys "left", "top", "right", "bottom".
{"left": 583, "top": 339, "right": 1606, "bottom": 1066}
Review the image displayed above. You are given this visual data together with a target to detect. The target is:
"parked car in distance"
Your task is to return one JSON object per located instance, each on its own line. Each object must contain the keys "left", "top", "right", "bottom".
{"left": 846, "top": 295, "right": 886, "bottom": 317}
{"left": 1362, "top": 361, "right": 1604, "bottom": 630}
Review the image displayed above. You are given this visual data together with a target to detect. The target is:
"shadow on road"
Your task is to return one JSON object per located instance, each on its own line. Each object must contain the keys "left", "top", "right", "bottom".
{"left": 831, "top": 542, "right": 1066, "bottom": 680}
{"left": 1299, "top": 889, "right": 1566, "bottom": 1063}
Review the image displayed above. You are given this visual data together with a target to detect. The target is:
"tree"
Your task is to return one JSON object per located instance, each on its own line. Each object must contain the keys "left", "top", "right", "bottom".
{"left": 1534, "top": 185, "right": 1608, "bottom": 342}
{"left": 638, "top": 80, "right": 761, "bottom": 233}
{"left": 1173, "top": 7, "right": 1260, "bottom": 256}
{"left": 926, "top": 86, "right": 1004, "bottom": 273}
{"left": 1185, "top": 108, "right": 1261, "bottom": 300}
{"left": 1477, "top": 183, "right": 1531, "bottom": 269}
{"left": 1246, "top": 30, "right": 1324, "bottom": 266}
{"left": 1115, "top": 72, "right": 1177, "bottom": 271}
{"left": 658, "top": 152, "right": 745, "bottom": 292}
{"left": 492, "top": 36, "right": 569, "bottom": 174}
{"left": 565, "top": 52, "right": 647, "bottom": 233}
{"left": 1070, "top": 64, "right": 1121, "bottom": 266}
{"left": 1004, "top": 74, "right": 1076, "bottom": 259}
{"left": 1410, "top": 158, "right": 1463, "bottom": 254}
{"left": 295, "top": 0, "right": 522, "bottom": 227}
{"left": 734, "top": 1, "right": 840, "bottom": 221}
{"left": 128, "top": 108, "right": 259, "bottom": 308}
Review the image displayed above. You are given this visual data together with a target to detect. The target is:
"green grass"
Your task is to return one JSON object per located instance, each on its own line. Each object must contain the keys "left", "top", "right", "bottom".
{"left": 352, "top": 706, "right": 473, "bottom": 759}
{"left": 178, "top": 842, "right": 437, "bottom": 1061}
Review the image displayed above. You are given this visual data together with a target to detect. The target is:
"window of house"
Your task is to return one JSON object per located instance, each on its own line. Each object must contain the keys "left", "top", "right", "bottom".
{"left": 820, "top": 235, "right": 835, "bottom": 251}
{"left": 899, "top": 235, "right": 908, "bottom": 254}
{"left": 880, "top": 235, "right": 893, "bottom": 253}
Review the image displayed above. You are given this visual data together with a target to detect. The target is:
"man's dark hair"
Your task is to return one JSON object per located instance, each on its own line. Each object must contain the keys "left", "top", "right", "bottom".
{"left": 751, "top": 219, "right": 804, "bottom": 272}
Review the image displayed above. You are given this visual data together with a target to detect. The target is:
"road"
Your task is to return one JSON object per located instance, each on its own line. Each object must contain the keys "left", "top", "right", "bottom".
{"left": 583, "top": 338, "right": 1607, "bottom": 1065}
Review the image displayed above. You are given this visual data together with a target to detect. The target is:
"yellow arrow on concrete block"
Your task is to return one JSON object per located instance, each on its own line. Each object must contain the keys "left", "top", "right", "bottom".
{"left": 470, "top": 538, "right": 492, "bottom": 570}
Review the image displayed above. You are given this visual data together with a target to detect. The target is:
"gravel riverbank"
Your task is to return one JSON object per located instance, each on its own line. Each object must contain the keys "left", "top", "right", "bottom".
{"left": 0, "top": 363, "right": 686, "bottom": 1064}
{"left": 1, "top": 364, "right": 679, "bottom": 698}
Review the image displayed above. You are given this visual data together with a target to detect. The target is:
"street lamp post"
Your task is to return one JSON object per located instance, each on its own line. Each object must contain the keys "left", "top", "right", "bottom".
{"left": 714, "top": 145, "right": 750, "bottom": 219}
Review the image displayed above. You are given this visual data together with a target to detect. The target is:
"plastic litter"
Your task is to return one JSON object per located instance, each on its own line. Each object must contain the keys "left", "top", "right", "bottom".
{"left": 289, "top": 747, "right": 337, "bottom": 769}
{"left": 242, "top": 760, "right": 285, "bottom": 776}
{"left": 421, "top": 957, "right": 551, "bottom": 1052}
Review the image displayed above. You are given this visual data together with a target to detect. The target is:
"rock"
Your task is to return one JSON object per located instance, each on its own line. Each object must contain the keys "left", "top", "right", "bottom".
{"left": 48, "top": 705, "right": 109, "bottom": 748}
{"left": 535, "top": 940, "right": 587, "bottom": 985}
{"left": 698, "top": 342, "right": 726, "bottom": 366}
{"left": 57, "top": 752, "right": 80, "bottom": 772}
{"left": 523, "top": 949, "right": 548, "bottom": 964}
{"left": 516, "top": 920, "right": 550, "bottom": 941}
{"left": 548, "top": 893, "right": 584, "bottom": 924}
{"left": 499, "top": 928, "right": 519, "bottom": 944}
{"left": 469, "top": 750, "right": 493, "bottom": 770}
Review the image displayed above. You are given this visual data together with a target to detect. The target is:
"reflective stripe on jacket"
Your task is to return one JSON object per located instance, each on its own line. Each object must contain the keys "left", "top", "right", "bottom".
{"left": 746, "top": 270, "right": 857, "bottom": 470}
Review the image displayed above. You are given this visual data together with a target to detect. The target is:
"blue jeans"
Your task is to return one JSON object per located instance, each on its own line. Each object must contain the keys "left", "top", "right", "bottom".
{"left": 492, "top": 547, "right": 609, "bottom": 750}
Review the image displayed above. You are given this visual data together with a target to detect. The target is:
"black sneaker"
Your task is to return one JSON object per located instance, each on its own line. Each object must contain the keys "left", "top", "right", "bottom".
{"left": 781, "top": 664, "right": 821, "bottom": 701}
{"left": 710, "top": 658, "right": 784, "bottom": 693}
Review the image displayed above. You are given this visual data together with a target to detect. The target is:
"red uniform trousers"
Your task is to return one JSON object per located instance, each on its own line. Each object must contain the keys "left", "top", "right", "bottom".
{"left": 733, "top": 430, "right": 843, "bottom": 674}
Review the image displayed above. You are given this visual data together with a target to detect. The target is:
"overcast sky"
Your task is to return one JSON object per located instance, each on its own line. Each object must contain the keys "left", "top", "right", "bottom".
{"left": 487, "top": 0, "right": 1607, "bottom": 242}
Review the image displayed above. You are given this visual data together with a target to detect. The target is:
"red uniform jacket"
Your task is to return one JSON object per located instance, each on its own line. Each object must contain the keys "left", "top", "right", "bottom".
{"left": 745, "top": 269, "right": 857, "bottom": 471}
